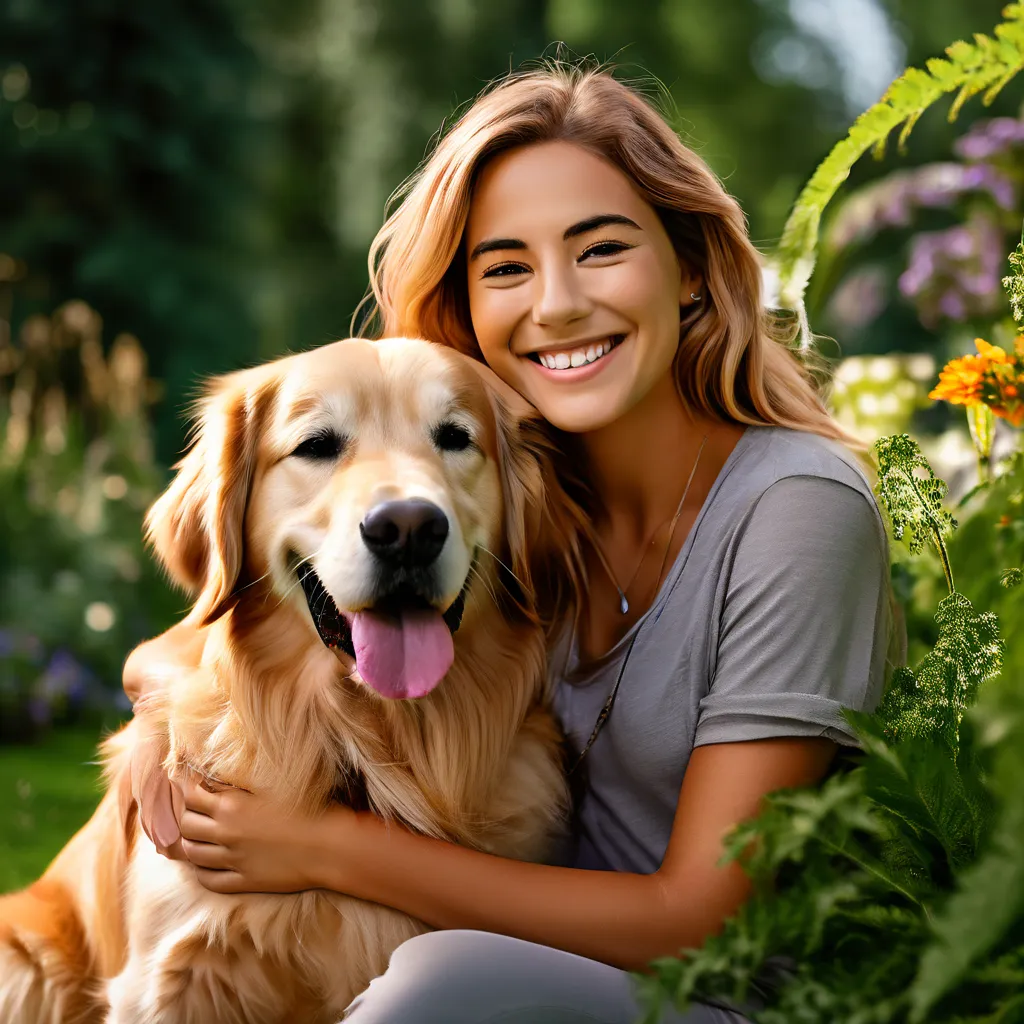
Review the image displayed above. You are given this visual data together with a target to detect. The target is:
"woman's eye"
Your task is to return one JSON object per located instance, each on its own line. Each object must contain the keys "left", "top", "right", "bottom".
{"left": 580, "top": 240, "right": 631, "bottom": 260}
{"left": 481, "top": 261, "right": 529, "bottom": 280}
{"left": 291, "top": 430, "right": 346, "bottom": 460}
{"left": 433, "top": 422, "right": 474, "bottom": 452}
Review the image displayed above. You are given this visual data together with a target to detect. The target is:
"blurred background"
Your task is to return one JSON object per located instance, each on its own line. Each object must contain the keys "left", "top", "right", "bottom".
{"left": 3, "top": 0, "right": 1023, "bottom": 887}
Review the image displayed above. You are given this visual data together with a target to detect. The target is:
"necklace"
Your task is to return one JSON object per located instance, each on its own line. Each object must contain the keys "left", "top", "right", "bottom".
{"left": 592, "top": 434, "right": 708, "bottom": 615}
{"left": 570, "top": 433, "right": 709, "bottom": 778}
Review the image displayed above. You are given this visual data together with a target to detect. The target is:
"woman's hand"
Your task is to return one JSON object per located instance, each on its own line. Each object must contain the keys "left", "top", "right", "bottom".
{"left": 121, "top": 615, "right": 207, "bottom": 860}
{"left": 178, "top": 778, "right": 350, "bottom": 895}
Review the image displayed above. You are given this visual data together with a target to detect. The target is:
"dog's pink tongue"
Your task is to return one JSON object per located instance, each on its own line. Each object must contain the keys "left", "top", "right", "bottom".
{"left": 350, "top": 609, "right": 454, "bottom": 699}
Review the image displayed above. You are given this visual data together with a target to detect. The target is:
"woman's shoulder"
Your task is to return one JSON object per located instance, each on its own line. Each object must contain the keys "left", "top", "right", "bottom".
{"left": 724, "top": 424, "right": 876, "bottom": 510}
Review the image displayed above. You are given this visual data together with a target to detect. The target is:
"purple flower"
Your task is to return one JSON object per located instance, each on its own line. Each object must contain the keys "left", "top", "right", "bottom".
{"left": 38, "top": 649, "right": 91, "bottom": 704}
{"left": 954, "top": 116, "right": 1024, "bottom": 161}
{"left": 828, "top": 266, "right": 888, "bottom": 330}
{"left": 898, "top": 212, "right": 1005, "bottom": 328}
{"left": 829, "top": 162, "right": 1018, "bottom": 251}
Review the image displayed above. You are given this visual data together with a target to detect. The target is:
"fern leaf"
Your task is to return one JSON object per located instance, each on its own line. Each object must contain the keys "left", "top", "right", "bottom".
{"left": 874, "top": 434, "right": 957, "bottom": 591}
{"left": 775, "top": 5, "right": 1024, "bottom": 309}
{"left": 1001, "top": 567, "right": 1023, "bottom": 588}
{"left": 876, "top": 593, "right": 1003, "bottom": 749}
{"left": 909, "top": 685, "right": 1024, "bottom": 1020}
{"left": 1002, "top": 228, "right": 1024, "bottom": 323}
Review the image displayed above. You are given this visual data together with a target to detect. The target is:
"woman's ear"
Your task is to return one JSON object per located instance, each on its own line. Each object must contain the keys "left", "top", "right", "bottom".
{"left": 679, "top": 263, "right": 705, "bottom": 309}
{"left": 145, "top": 375, "right": 272, "bottom": 626}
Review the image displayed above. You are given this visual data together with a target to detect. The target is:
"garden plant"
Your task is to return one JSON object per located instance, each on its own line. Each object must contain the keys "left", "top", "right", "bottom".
{"left": 643, "top": 6, "right": 1024, "bottom": 1023}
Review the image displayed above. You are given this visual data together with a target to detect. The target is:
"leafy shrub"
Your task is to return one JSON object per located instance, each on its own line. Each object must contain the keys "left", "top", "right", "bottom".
{"left": 0, "top": 291, "right": 179, "bottom": 742}
{"left": 642, "top": 11, "right": 1024, "bottom": 1021}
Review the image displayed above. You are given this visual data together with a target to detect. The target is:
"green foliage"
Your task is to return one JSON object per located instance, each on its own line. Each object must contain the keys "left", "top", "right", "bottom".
{"left": 641, "top": 440, "right": 1022, "bottom": 1024}
{"left": 874, "top": 434, "right": 957, "bottom": 590}
{"left": 877, "top": 593, "right": 1003, "bottom": 748}
{"left": 908, "top": 678, "right": 1024, "bottom": 1020}
{"left": 1001, "top": 567, "right": 1024, "bottom": 586}
{"left": 1004, "top": 229, "right": 1024, "bottom": 324}
{"left": 775, "top": 4, "right": 1024, "bottom": 312}
{"left": 0, "top": 298, "right": 179, "bottom": 739}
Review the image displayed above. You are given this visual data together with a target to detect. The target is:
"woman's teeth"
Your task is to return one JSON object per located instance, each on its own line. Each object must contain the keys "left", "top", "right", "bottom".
{"left": 536, "top": 336, "right": 622, "bottom": 370}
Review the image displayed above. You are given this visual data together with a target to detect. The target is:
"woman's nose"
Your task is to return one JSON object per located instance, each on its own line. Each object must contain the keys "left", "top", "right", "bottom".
{"left": 532, "top": 262, "right": 591, "bottom": 327}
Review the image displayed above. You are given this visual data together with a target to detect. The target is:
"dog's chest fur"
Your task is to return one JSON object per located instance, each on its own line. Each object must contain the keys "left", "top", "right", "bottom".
{"left": 111, "top": 609, "right": 568, "bottom": 1021}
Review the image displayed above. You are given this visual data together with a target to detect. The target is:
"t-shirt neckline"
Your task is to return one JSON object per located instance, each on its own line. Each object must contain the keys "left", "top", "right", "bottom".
{"left": 564, "top": 424, "right": 756, "bottom": 680}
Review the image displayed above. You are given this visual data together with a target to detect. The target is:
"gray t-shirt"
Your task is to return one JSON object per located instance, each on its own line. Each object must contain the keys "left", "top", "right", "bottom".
{"left": 551, "top": 425, "right": 892, "bottom": 874}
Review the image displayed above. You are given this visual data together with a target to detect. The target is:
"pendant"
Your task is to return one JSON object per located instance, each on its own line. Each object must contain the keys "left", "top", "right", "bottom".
{"left": 619, "top": 591, "right": 629, "bottom": 615}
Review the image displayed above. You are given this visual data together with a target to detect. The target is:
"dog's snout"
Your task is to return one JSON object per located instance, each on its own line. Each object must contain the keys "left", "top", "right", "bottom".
{"left": 360, "top": 500, "right": 449, "bottom": 566}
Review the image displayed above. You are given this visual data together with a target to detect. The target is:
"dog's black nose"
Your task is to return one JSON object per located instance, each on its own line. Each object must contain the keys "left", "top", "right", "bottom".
{"left": 360, "top": 500, "right": 449, "bottom": 566}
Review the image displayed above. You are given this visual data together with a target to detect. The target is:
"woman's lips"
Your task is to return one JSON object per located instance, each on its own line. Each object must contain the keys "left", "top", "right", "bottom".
{"left": 525, "top": 334, "right": 627, "bottom": 383}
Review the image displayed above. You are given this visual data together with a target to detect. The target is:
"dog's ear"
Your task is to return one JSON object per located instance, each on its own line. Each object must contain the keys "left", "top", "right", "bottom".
{"left": 145, "top": 375, "right": 270, "bottom": 626}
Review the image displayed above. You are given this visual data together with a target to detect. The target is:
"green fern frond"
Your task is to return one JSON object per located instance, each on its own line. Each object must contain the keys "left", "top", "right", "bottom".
{"left": 775, "top": 4, "right": 1024, "bottom": 310}
{"left": 877, "top": 593, "right": 1003, "bottom": 749}
{"left": 909, "top": 684, "right": 1024, "bottom": 1021}
{"left": 874, "top": 434, "right": 957, "bottom": 592}
{"left": 1000, "top": 567, "right": 1023, "bottom": 588}
{"left": 1002, "top": 228, "right": 1024, "bottom": 324}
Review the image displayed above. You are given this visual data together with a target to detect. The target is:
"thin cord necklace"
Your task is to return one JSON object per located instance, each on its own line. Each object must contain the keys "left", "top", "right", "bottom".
{"left": 591, "top": 433, "right": 708, "bottom": 616}
{"left": 571, "top": 434, "right": 709, "bottom": 777}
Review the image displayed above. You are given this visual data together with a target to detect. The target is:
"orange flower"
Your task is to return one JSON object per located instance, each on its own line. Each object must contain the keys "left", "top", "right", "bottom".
{"left": 974, "top": 337, "right": 1011, "bottom": 363}
{"left": 929, "top": 353, "right": 986, "bottom": 406}
{"left": 1005, "top": 385, "right": 1020, "bottom": 398}
{"left": 992, "top": 404, "right": 1024, "bottom": 427}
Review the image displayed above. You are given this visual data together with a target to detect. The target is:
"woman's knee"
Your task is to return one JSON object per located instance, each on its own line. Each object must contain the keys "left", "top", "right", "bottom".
{"left": 344, "top": 931, "right": 505, "bottom": 1023}
{"left": 343, "top": 930, "right": 623, "bottom": 1023}
{"left": 342, "top": 930, "right": 750, "bottom": 1024}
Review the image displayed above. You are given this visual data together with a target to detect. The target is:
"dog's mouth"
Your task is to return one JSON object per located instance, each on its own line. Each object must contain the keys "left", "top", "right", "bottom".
{"left": 296, "top": 562, "right": 468, "bottom": 700}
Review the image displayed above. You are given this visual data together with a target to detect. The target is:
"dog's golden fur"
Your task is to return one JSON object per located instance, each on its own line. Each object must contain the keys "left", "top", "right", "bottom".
{"left": 0, "top": 337, "right": 583, "bottom": 1024}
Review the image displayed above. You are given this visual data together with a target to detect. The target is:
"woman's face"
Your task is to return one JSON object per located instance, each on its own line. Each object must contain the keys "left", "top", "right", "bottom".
{"left": 465, "top": 140, "right": 702, "bottom": 434}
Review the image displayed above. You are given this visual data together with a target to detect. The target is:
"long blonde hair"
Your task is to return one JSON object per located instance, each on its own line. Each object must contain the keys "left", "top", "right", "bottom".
{"left": 362, "top": 61, "right": 857, "bottom": 447}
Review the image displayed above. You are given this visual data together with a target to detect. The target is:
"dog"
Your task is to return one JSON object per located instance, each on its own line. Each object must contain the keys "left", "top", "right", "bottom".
{"left": 0, "top": 336, "right": 584, "bottom": 1024}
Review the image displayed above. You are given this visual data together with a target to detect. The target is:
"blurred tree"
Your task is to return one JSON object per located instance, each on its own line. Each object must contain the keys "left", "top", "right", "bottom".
{"left": 0, "top": 0, "right": 297, "bottom": 456}
{"left": 1, "top": 0, "right": 1018, "bottom": 463}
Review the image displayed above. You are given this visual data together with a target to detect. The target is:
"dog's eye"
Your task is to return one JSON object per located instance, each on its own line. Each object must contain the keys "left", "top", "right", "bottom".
{"left": 433, "top": 421, "right": 473, "bottom": 453}
{"left": 291, "top": 430, "right": 345, "bottom": 461}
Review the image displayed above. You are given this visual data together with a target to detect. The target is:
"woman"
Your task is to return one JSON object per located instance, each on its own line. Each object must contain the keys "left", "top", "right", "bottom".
{"left": 124, "top": 64, "right": 892, "bottom": 1023}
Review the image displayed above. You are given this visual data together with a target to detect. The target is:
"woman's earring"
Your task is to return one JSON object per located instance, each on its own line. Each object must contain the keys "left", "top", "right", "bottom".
{"left": 690, "top": 292, "right": 702, "bottom": 301}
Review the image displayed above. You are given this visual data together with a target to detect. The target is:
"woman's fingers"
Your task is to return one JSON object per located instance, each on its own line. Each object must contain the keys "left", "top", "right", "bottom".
{"left": 193, "top": 868, "right": 248, "bottom": 894}
{"left": 179, "top": 808, "right": 222, "bottom": 844}
{"left": 181, "top": 777, "right": 222, "bottom": 815}
{"left": 181, "top": 838, "right": 233, "bottom": 870}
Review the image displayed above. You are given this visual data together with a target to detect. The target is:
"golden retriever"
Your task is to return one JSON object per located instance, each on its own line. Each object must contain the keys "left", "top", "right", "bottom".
{"left": 0, "top": 337, "right": 582, "bottom": 1024}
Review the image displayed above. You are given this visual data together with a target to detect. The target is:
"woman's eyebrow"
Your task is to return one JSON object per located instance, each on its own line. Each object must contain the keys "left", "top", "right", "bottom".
{"left": 563, "top": 213, "right": 641, "bottom": 239}
{"left": 469, "top": 213, "right": 641, "bottom": 261}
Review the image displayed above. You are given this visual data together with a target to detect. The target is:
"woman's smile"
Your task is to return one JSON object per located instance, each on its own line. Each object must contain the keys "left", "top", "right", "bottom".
{"left": 526, "top": 333, "right": 627, "bottom": 379}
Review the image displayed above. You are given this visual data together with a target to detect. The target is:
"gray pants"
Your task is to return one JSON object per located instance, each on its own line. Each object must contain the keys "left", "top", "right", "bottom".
{"left": 342, "top": 930, "right": 750, "bottom": 1023}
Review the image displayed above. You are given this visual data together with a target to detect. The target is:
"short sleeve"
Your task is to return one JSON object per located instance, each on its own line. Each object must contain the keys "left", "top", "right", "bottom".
{"left": 693, "top": 475, "right": 890, "bottom": 748}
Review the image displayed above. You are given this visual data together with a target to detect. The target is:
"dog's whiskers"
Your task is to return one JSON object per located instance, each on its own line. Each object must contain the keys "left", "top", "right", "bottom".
{"left": 478, "top": 545, "right": 526, "bottom": 591}
{"left": 467, "top": 563, "right": 500, "bottom": 608}
{"left": 475, "top": 548, "right": 528, "bottom": 589}
{"left": 272, "top": 550, "right": 324, "bottom": 610}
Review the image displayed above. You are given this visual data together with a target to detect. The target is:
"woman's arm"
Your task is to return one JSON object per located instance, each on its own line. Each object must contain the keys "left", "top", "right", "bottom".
{"left": 180, "top": 736, "right": 835, "bottom": 971}
{"left": 122, "top": 612, "right": 208, "bottom": 856}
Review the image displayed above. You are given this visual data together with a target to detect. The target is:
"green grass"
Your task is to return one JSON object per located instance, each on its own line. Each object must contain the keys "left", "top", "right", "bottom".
{"left": 0, "top": 726, "right": 113, "bottom": 892}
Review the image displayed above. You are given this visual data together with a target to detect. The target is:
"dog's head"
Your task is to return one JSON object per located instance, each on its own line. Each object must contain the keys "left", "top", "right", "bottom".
{"left": 146, "top": 337, "right": 574, "bottom": 700}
